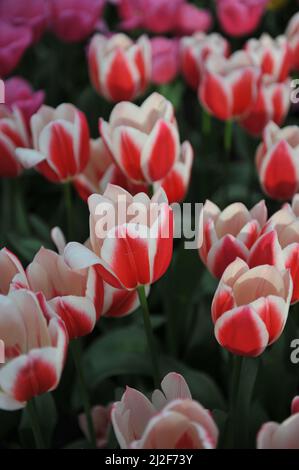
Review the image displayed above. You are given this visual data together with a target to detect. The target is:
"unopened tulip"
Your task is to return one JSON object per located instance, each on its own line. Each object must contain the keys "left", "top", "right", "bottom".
{"left": 64, "top": 184, "right": 173, "bottom": 290}
{"left": 240, "top": 78, "right": 291, "bottom": 136}
{"left": 199, "top": 200, "right": 267, "bottom": 278}
{"left": 245, "top": 34, "right": 291, "bottom": 82}
{"left": 16, "top": 103, "right": 90, "bottom": 182}
{"left": 181, "top": 33, "right": 230, "bottom": 91}
{"left": 199, "top": 51, "right": 260, "bottom": 121}
{"left": 0, "top": 21, "right": 32, "bottom": 77}
{"left": 212, "top": 258, "right": 292, "bottom": 356}
{"left": 49, "top": 0, "right": 105, "bottom": 43}
{"left": 0, "top": 77, "right": 45, "bottom": 124}
{"left": 112, "top": 372, "right": 218, "bottom": 449}
{"left": 257, "top": 397, "right": 299, "bottom": 449}
{"left": 88, "top": 33, "right": 151, "bottom": 102}
{"left": 0, "top": 289, "right": 68, "bottom": 410}
{"left": 255, "top": 122, "right": 299, "bottom": 200}
{"left": 154, "top": 141, "right": 194, "bottom": 204}
{"left": 79, "top": 404, "right": 112, "bottom": 448}
{"left": 11, "top": 247, "right": 102, "bottom": 339}
{"left": 216, "top": 0, "right": 268, "bottom": 37}
{"left": 286, "top": 12, "right": 299, "bottom": 71}
{"left": 0, "top": 0, "right": 48, "bottom": 43}
{"left": 0, "top": 248, "right": 25, "bottom": 295}
{"left": 100, "top": 93, "right": 180, "bottom": 184}
{"left": 151, "top": 38, "right": 180, "bottom": 86}
{"left": 175, "top": 4, "right": 212, "bottom": 36}
{"left": 249, "top": 196, "right": 299, "bottom": 303}
{"left": 0, "top": 108, "right": 30, "bottom": 177}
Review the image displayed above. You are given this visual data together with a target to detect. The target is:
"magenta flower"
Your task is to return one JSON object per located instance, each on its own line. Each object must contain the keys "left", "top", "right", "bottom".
{"left": 151, "top": 38, "right": 180, "bottom": 85}
{"left": 216, "top": 0, "right": 269, "bottom": 37}
{"left": 0, "top": 21, "right": 32, "bottom": 77}
{"left": 1, "top": 77, "right": 44, "bottom": 124}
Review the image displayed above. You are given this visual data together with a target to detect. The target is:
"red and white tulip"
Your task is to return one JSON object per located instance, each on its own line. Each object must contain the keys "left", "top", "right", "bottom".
{"left": 199, "top": 199, "right": 267, "bottom": 279}
{"left": 199, "top": 51, "right": 260, "bottom": 121}
{"left": 212, "top": 258, "right": 292, "bottom": 356}
{"left": 100, "top": 93, "right": 180, "bottom": 184}
{"left": 88, "top": 33, "right": 151, "bottom": 102}
{"left": 245, "top": 33, "right": 291, "bottom": 82}
{"left": 286, "top": 12, "right": 299, "bottom": 72}
{"left": 0, "top": 108, "right": 30, "bottom": 177}
{"left": 16, "top": 103, "right": 90, "bottom": 182}
{"left": 0, "top": 289, "right": 68, "bottom": 410}
{"left": 181, "top": 32, "right": 230, "bottom": 91}
{"left": 0, "top": 248, "right": 25, "bottom": 295}
{"left": 64, "top": 184, "right": 174, "bottom": 290}
{"left": 112, "top": 372, "right": 218, "bottom": 449}
{"left": 256, "top": 122, "right": 299, "bottom": 201}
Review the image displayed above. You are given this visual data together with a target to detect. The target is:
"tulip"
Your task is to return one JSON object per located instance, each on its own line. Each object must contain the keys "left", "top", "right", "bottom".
{"left": 154, "top": 141, "right": 194, "bottom": 204}
{"left": 79, "top": 404, "right": 112, "bottom": 448}
{"left": 0, "top": 289, "right": 68, "bottom": 410}
{"left": 181, "top": 33, "right": 230, "bottom": 91}
{"left": 88, "top": 33, "right": 151, "bottom": 102}
{"left": 174, "top": 4, "right": 212, "bottom": 36}
{"left": 216, "top": 0, "right": 268, "bottom": 37}
{"left": 100, "top": 93, "right": 180, "bottom": 184}
{"left": 245, "top": 34, "right": 291, "bottom": 82}
{"left": 255, "top": 121, "right": 299, "bottom": 201}
{"left": 0, "top": 21, "right": 32, "bottom": 77}
{"left": 64, "top": 184, "right": 173, "bottom": 290}
{"left": 0, "top": 77, "right": 45, "bottom": 124}
{"left": 212, "top": 258, "right": 292, "bottom": 356}
{"left": 240, "top": 78, "right": 291, "bottom": 136}
{"left": 257, "top": 397, "right": 299, "bottom": 449}
{"left": 112, "top": 372, "right": 218, "bottom": 449}
{"left": 11, "top": 247, "right": 102, "bottom": 339}
{"left": 249, "top": 196, "right": 299, "bottom": 303}
{"left": 16, "top": 103, "right": 90, "bottom": 182}
{"left": 0, "top": 248, "right": 25, "bottom": 295}
{"left": 199, "top": 199, "right": 267, "bottom": 279}
{"left": 286, "top": 12, "right": 299, "bottom": 72}
{"left": 49, "top": 0, "right": 105, "bottom": 43}
{"left": 0, "top": 0, "right": 48, "bottom": 43}
{"left": 0, "top": 108, "right": 30, "bottom": 177}
{"left": 151, "top": 38, "right": 180, "bottom": 86}
{"left": 199, "top": 51, "right": 260, "bottom": 121}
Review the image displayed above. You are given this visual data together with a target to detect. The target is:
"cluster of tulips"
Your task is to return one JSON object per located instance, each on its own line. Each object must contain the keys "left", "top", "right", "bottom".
{"left": 1, "top": 0, "right": 299, "bottom": 451}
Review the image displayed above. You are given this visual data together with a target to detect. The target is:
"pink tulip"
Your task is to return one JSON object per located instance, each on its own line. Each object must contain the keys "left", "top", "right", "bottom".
{"left": 199, "top": 51, "right": 260, "bottom": 121}
{"left": 16, "top": 103, "right": 90, "bottom": 182}
{"left": 199, "top": 200, "right": 267, "bottom": 278}
{"left": 255, "top": 122, "right": 299, "bottom": 201}
{"left": 0, "top": 249, "right": 25, "bottom": 295}
{"left": 63, "top": 184, "right": 174, "bottom": 290}
{"left": 79, "top": 404, "right": 112, "bottom": 448}
{"left": 0, "top": 0, "right": 48, "bottom": 43}
{"left": 245, "top": 34, "right": 292, "bottom": 82}
{"left": 216, "top": 0, "right": 268, "bottom": 37}
{"left": 0, "top": 21, "right": 32, "bottom": 77}
{"left": 286, "top": 12, "right": 299, "bottom": 71}
{"left": 240, "top": 78, "right": 291, "bottom": 136}
{"left": 151, "top": 38, "right": 180, "bottom": 86}
{"left": 175, "top": 3, "right": 212, "bottom": 36}
{"left": 88, "top": 34, "right": 151, "bottom": 102}
{"left": 212, "top": 258, "right": 292, "bottom": 356}
{"left": 49, "top": 0, "right": 105, "bottom": 42}
{"left": 99, "top": 93, "right": 180, "bottom": 184}
{"left": 0, "top": 289, "right": 68, "bottom": 410}
{"left": 112, "top": 372, "right": 218, "bottom": 449}
{"left": 154, "top": 141, "right": 194, "bottom": 204}
{"left": 1, "top": 77, "right": 44, "bottom": 124}
{"left": 257, "top": 397, "right": 299, "bottom": 449}
{"left": 181, "top": 32, "right": 230, "bottom": 91}
{"left": 0, "top": 108, "right": 31, "bottom": 177}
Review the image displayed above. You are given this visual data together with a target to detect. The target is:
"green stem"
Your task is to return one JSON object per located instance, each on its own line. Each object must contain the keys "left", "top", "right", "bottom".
{"left": 27, "top": 398, "right": 46, "bottom": 449}
{"left": 63, "top": 181, "right": 73, "bottom": 241}
{"left": 70, "top": 340, "right": 97, "bottom": 448}
{"left": 229, "top": 355, "right": 259, "bottom": 449}
{"left": 137, "top": 285, "right": 160, "bottom": 388}
{"left": 202, "top": 108, "right": 211, "bottom": 136}
{"left": 148, "top": 184, "right": 154, "bottom": 198}
{"left": 224, "top": 120, "right": 233, "bottom": 156}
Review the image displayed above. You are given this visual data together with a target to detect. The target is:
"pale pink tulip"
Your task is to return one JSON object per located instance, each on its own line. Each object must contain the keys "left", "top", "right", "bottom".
{"left": 79, "top": 404, "right": 112, "bottom": 448}
{"left": 0, "top": 248, "right": 25, "bottom": 295}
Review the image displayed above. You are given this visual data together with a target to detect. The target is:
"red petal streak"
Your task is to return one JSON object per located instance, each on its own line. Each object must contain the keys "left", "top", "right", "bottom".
{"left": 106, "top": 50, "right": 137, "bottom": 101}
{"left": 200, "top": 72, "right": 230, "bottom": 120}
{"left": 263, "top": 141, "right": 297, "bottom": 200}
{"left": 146, "top": 121, "right": 177, "bottom": 182}
{"left": 13, "top": 357, "right": 57, "bottom": 402}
